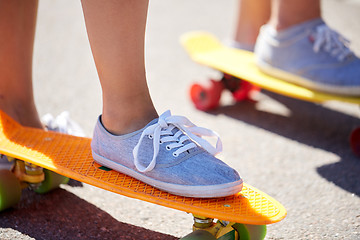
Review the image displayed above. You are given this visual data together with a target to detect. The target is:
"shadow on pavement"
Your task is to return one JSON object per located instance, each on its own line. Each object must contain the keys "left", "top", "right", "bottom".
{"left": 208, "top": 90, "right": 360, "bottom": 196}
{"left": 0, "top": 188, "right": 178, "bottom": 240}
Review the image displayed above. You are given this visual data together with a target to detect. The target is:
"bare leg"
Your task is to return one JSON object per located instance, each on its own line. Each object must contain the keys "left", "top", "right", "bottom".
{"left": 269, "top": 0, "right": 321, "bottom": 30}
{"left": 0, "top": 0, "right": 42, "bottom": 128}
{"left": 234, "top": 0, "right": 321, "bottom": 45}
{"left": 234, "top": 0, "right": 271, "bottom": 46}
{"left": 81, "top": 0, "right": 157, "bottom": 135}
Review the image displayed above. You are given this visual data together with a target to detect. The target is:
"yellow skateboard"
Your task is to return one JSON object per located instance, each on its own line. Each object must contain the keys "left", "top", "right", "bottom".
{"left": 0, "top": 110, "right": 286, "bottom": 239}
{"left": 181, "top": 31, "right": 360, "bottom": 109}
{"left": 181, "top": 31, "right": 360, "bottom": 156}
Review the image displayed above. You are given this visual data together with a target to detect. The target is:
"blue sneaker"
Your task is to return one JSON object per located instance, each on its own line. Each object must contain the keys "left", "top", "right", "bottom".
{"left": 254, "top": 18, "right": 360, "bottom": 96}
{"left": 228, "top": 40, "right": 255, "bottom": 52}
{"left": 91, "top": 110, "right": 243, "bottom": 198}
{"left": 41, "top": 111, "right": 85, "bottom": 137}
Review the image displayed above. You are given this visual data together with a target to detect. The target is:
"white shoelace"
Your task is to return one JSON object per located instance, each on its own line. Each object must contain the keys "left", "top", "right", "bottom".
{"left": 312, "top": 24, "right": 353, "bottom": 62}
{"left": 41, "top": 111, "right": 85, "bottom": 137}
{"left": 133, "top": 111, "right": 222, "bottom": 172}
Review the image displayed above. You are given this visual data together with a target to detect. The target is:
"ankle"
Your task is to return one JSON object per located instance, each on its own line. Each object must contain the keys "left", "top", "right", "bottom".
{"left": 0, "top": 100, "right": 42, "bottom": 128}
{"left": 269, "top": 16, "right": 322, "bottom": 31}
{"left": 101, "top": 107, "right": 158, "bottom": 135}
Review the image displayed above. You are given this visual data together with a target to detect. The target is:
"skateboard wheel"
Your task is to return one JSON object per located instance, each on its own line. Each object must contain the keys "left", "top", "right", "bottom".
{"left": 350, "top": 127, "right": 360, "bottom": 157}
{"left": 232, "top": 80, "right": 260, "bottom": 102}
{"left": 34, "top": 169, "right": 69, "bottom": 194}
{"left": 180, "top": 230, "right": 217, "bottom": 240}
{"left": 221, "top": 74, "right": 259, "bottom": 102}
{"left": 232, "top": 223, "right": 267, "bottom": 240}
{"left": 190, "top": 80, "right": 223, "bottom": 111}
{"left": 0, "top": 170, "right": 22, "bottom": 211}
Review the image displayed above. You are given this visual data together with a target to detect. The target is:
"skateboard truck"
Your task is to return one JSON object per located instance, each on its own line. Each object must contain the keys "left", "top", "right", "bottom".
{"left": 181, "top": 214, "right": 267, "bottom": 239}
{"left": 8, "top": 156, "right": 68, "bottom": 193}
{"left": 11, "top": 157, "right": 45, "bottom": 189}
{"left": 222, "top": 74, "right": 260, "bottom": 102}
{"left": 193, "top": 215, "right": 230, "bottom": 235}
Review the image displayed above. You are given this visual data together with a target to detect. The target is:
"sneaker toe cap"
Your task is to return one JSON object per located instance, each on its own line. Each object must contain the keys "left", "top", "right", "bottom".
{"left": 150, "top": 152, "right": 241, "bottom": 187}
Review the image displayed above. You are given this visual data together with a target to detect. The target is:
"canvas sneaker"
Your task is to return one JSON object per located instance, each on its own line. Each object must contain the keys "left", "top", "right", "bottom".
{"left": 91, "top": 110, "right": 243, "bottom": 198}
{"left": 41, "top": 111, "right": 85, "bottom": 137}
{"left": 254, "top": 18, "right": 360, "bottom": 96}
{"left": 228, "top": 40, "right": 255, "bottom": 52}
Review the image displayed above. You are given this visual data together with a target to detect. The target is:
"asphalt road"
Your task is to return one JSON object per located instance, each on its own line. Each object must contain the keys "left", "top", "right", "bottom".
{"left": 1, "top": 0, "right": 360, "bottom": 239}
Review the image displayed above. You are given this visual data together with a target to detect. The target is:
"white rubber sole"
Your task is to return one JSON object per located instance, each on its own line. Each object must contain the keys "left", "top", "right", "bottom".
{"left": 257, "top": 59, "right": 360, "bottom": 97}
{"left": 92, "top": 151, "right": 243, "bottom": 198}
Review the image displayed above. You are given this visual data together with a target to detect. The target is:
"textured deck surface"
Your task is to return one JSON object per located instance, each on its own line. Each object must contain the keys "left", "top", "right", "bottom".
{"left": 0, "top": 111, "right": 286, "bottom": 224}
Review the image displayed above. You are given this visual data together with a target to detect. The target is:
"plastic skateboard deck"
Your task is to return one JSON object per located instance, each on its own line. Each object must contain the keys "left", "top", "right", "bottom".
{"left": 0, "top": 110, "right": 286, "bottom": 225}
{"left": 181, "top": 31, "right": 360, "bottom": 105}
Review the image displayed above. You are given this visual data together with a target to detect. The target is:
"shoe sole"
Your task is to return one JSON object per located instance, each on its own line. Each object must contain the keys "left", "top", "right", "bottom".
{"left": 92, "top": 151, "right": 243, "bottom": 198}
{"left": 257, "top": 59, "right": 360, "bottom": 97}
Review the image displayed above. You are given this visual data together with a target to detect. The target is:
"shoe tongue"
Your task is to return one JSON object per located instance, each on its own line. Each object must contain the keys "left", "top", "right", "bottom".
{"left": 147, "top": 111, "right": 195, "bottom": 146}
{"left": 146, "top": 118, "right": 159, "bottom": 128}
{"left": 146, "top": 110, "right": 172, "bottom": 129}
{"left": 169, "top": 126, "right": 196, "bottom": 150}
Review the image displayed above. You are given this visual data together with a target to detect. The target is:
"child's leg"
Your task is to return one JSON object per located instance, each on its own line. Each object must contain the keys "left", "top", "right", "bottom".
{"left": 233, "top": 0, "right": 320, "bottom": 49}
{"left": 255, "top": 0, "right": 360, "bottom": 95}
{"left": 269, "top": 0, "right": 321, "bottom": 30}
{"left": 81, "top": 0, "right": 242, "bottom": 198}
{"left": 81, "top": 0, "right": 158, "bottom": 135}
{"left": 0, "top": 0, "right": 42, "bottom": 128}
{"left": 233, "top": 0, "right": 271, "bottom": 49}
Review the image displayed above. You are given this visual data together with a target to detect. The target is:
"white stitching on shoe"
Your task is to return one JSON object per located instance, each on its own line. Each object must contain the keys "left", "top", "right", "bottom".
{"left": 132, "top": 110, "right": 222, "bottom": 172}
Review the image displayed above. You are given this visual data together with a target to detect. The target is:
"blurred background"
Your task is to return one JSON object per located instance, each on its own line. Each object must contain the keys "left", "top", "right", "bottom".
{"left": 1, "top": 0, "right": 359, "bottom": 239}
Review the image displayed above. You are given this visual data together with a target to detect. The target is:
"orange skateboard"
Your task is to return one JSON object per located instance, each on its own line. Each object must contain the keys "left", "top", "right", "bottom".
{"left": 0, "top": 110, "right": 286, "bottom": 239}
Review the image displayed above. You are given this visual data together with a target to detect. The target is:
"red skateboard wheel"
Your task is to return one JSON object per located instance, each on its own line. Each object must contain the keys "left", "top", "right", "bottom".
{"left": 190, "top": 80, "right": 223, "bottom": 111}
{"left": 232, "top": 80, "right": 260, "bottom": 101}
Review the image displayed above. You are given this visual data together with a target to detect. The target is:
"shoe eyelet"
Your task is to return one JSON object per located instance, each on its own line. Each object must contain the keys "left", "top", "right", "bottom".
{"left": 173, "top": 152, "right": 178, "bottom": 157}
{"left": 159, "top": 140, "right": 163, "bottom": 144}
{"left": 166, "top": 145, "right": 171, "bottom": 151}
{"left": 148, "top": 134, "right": 153, "bottom": 139}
